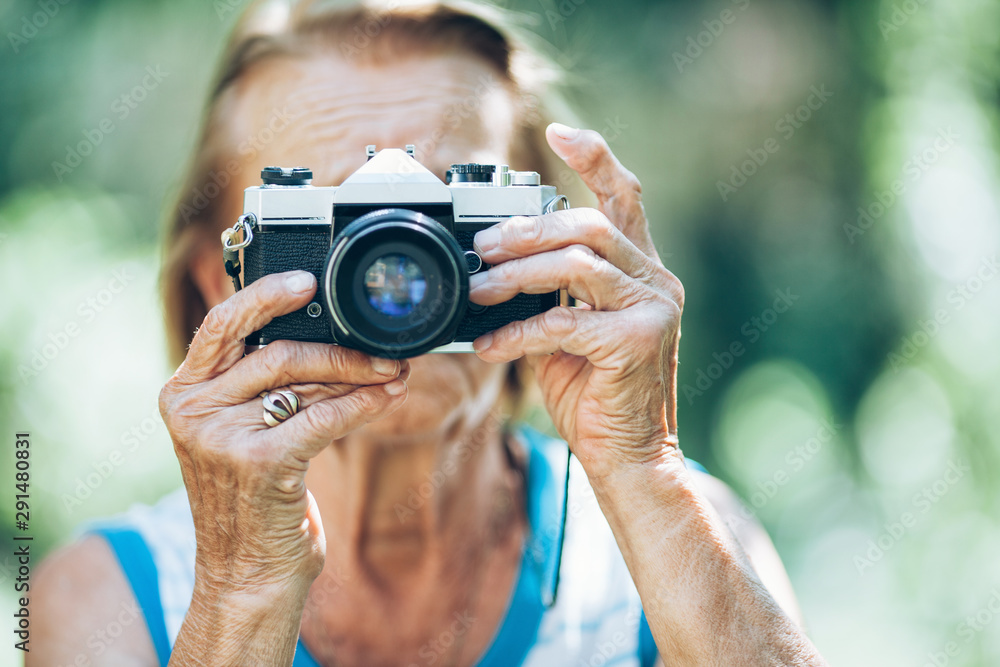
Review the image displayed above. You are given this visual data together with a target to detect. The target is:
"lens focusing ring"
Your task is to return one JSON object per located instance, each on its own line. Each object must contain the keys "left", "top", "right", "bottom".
{"left": 323, "top": 209, "right": 468, "bottom": 359}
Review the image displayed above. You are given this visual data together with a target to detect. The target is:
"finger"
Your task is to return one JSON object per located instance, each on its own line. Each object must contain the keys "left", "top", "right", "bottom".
{"left": 218, "top": 381, "right": 366, "bottom": 432}
{"left": 270, "top": 381, "right": 409, "bottom": 460}
{"left": 178, "top": 271, "right": 318, "bottom": 385}
{"left": 545, "top": 123, "right": 657, "bottom": 259}
{"left": 472, "top": 209, "right": 653, "bottom": 280}
{"left": 199, "top": 363, "right": 410, "bottom": 431}
{"left": 475, "top": 305, "right": 672, "bottom": 370}
{"left": 469, "top": 245, "right": 646, "bottom": 311}
{"left": 473, "top": 306, "right": 614, "bottom": 364}
{"left": 218, "top": 341, "right": 404, "bottom": 403}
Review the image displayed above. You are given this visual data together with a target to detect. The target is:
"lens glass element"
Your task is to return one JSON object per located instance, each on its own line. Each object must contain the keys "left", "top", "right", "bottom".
{"left": 363, "top": 253, "right": 427, "bottom": 317}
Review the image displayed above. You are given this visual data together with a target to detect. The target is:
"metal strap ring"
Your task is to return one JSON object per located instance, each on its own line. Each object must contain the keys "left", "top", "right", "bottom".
{"left": 222, "top": 213, "right": 256, "bottom": 252}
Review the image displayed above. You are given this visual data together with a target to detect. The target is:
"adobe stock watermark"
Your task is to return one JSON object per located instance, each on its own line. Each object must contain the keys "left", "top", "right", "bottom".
{"left": 717, "top": 84, "right": 833, "bottom": 201}
{"left": 51, "top": 65, "right": 170, "bottom": 182}
{"left": 853, "top": 459, "right": 969, "bottom": 576}
{"left": 214, "top": 0, "right": 246, "bottom": 22}
{"left": 6, "top": 0, "right": 74, "bottom": 54}
{"left": 302, "top": 566, "right": 353, "bottom": 624}
{"left": 394, "top": 408, "right": 508, "bottom": 523}
{"left": 61, "top": 599, "right": 142, "bottom": 665}
{"left": 577, "top": 606, "right": 643, "bottom": 667}
{"left": 844, "top": 127, "right": 958, "bottom": 244}
{"left": 887, "top": 254, "right": 998, "bottom": 373}
{"left": 681, "top": 288, "right": 799, "bottom": 404}
{"left": 406, "top": 611, "right": 476, "bottom": 666}
{"left": 879, "top": 0, "right": 930, "bottom": 40}
{"left": 414, "top": 74, "right": 560, "bottom": 162}
{"left": 411, "top": 72, "right": 503, "bottom": 162}
{"left": 338, "top": 0, "right": 399, "bottom": 59}
{"left": 721, "top": 418, "right": 842, "bottom": 533}
{"left": 60, "top": 405, "right": 162, "bottom": 513}
{"left": 18, "top": 267, "right": 135, "bottom": 383}
{"left": 547, "top": 116, "right": 630, "bottom": 198}
{"left": 919, "top": 588, "right": 1000, "bottom": 667}
{"left": 178, "top": 105, "right": 297, "bottom": 223}
{"left": 544, "top": 0, "right": 588, "bottom": 31}
{"left": 673, "top": 0, "right": 751, "bottom": 73}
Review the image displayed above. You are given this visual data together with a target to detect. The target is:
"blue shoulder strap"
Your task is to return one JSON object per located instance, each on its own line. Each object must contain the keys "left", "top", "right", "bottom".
{"left": 95, "top": 429, "right": 683, "bottom": 667}
{"left": 89, "top": 527, "right": 172, "bottom": 667}
{"left": 92, "top": 525, "right": 321, "bottom": 667}
{"left": 293, "top": 638, "right": 322, "bottom": 666}
{"left": 520, "top": 425, "right": 569, "bottom": 609}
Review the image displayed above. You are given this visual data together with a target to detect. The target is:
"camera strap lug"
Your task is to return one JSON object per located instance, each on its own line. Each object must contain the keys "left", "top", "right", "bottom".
{"left": 221, "top": 213, "right": 255, "bottom": 292}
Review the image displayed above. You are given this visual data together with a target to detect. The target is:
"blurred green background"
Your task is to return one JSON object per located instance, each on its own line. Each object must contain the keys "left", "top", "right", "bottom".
{"left": 2, "top": 0, "right": 999, "bottom": 664}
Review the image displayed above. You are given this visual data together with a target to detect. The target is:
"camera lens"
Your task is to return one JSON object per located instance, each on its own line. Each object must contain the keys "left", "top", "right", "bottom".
{"left": 363, "top": 253, "right": 427, "bottom": 317}
{"left": 324, "top": 208, "right": 468, "bottom": 358}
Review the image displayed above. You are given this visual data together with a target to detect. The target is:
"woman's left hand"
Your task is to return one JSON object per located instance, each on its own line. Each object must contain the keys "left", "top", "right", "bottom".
{"left": 470, "top": 123, "right": 685, "bottom": 480}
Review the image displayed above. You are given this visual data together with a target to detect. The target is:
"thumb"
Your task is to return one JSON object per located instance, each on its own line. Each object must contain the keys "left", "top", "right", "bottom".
{"left": 545, "top": 122, "right": 581, "bottom": 161}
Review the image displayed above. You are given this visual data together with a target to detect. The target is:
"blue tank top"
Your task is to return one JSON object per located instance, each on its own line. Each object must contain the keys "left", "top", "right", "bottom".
{"left": 86, "top": 426, "right": 704, "bottom": 666}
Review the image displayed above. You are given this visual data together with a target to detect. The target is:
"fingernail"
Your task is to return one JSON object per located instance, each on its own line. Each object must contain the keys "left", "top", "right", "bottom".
{"left": 474, "top": 333, "right": 493, "bottom": 353}
{"left": 286, "top": 272, "right": 316, "bottom": 294}
{"left": 384, "top": 379, "right": 407, "bottom": 396}
{"left": 469, "top": 271, "right": 488, "bottom": 291}
{"left": 474, "top": 225, "right": 501, "bottom": 254}
{"left": 549, "top": 122, "right": 580, "bottom": 141}
{"left": 372, "top": 357, "right": 399, "bottom": 376}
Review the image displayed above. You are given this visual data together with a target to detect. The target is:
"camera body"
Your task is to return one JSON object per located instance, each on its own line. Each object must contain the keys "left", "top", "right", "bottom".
{"left": 240, "top": 146, "right": 566, "bottom": 359}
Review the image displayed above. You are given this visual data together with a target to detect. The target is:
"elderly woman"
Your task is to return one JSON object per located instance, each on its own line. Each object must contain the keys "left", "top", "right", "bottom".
{"left": 33, "top": 1, "right": 827, "bottom": 666}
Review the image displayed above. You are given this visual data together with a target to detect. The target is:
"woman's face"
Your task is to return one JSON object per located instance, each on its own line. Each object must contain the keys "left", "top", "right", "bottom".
{"left": 213, "top": 51, "right": 519, "bottom": 437}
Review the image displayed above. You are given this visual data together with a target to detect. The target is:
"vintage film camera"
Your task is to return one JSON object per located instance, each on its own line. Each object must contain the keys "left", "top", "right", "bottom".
{"left": 235, "top": 145, "right": 568, "bottom": 359}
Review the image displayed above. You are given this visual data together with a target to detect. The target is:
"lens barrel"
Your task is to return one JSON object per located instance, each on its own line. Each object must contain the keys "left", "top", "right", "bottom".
{"left": 323, "top": 208, "right": 468, "bottom": 358}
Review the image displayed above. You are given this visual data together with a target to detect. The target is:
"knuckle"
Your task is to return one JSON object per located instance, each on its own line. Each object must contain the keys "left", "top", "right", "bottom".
{"left": 579, "top": 130, "right": 610, "bottom": 164}
{"left": 541, "top": 306, "right": 577, "bottom": 338}
{"left": 565, "top": 244, "right": 599, "bottom": 273}
{"left": 578, "top": 210, "right": 616, "bottom": 246}
{"left": 158, "top": 382, "right": 177, "bottom": 419}
{"left": 503, "top": 215, "right": 543, "bottom": 247}
{"left": 302, "top": 402, "right": 334, "bottom": 433}
{"left": 327, "top": 345, "right": 368, "bottom": 377}
{"left": 201, "top": 303, "right": 233, "bottom": 340}
{"left": 495, "top": 319, "right": 525, "bottom": 349}
{"left": 672, "top": 280, "right": 685, "bottom": 311}
{"left": 266, "top": 339, "right": 296, "bottom": 360}
{"left": 353, "top": 388, "right": 388, "bottom": 415}
{"left": 655, "top": 268, "right": 685, "bottom": 311}
{"left": 490, "top": 260, "right": 515, "bottom": 285}
{"left": 162, "top": 390, "right": 203, "bottom": 436}
{"left": 620, "top": 168, "right": 642, "bottom": 197}
{"left": 273, "top": 472, "right": 305, "bottom": 497}
{"left": 654, "top": 297, "right": 680, "bottom": 327}
{"left": 259, "top": 340, "right": 298, "bottom": 384}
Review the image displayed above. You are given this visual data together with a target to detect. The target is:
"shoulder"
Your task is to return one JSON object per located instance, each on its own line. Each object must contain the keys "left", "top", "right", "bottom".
{"left": 29, "top": 535, "right": 158, "bottom": 667}
{"left": 30, "top": 487, "right": 196, "bottom": 667}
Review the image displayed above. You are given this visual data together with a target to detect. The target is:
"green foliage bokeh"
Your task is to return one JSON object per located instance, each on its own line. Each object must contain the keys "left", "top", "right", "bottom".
{"left": 1, "top": 0, "right": 999, "bottom": 664}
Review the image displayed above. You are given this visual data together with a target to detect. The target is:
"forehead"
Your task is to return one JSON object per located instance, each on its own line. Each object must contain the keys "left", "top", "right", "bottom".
{"left": 219, "top": 52, "right": 517, "bottom": 187}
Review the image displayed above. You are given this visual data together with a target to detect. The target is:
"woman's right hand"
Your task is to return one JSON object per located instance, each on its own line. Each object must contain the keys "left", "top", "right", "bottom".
{"left": 158, "top": 270, "right": 409, "bottom": 597}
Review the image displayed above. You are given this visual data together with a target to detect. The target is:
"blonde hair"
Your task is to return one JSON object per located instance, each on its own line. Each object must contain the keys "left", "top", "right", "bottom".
{"left": 160, "top": 0, "right": 589, "bottom": 401}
